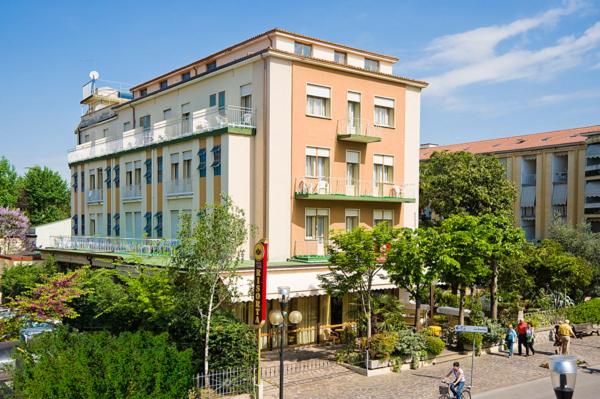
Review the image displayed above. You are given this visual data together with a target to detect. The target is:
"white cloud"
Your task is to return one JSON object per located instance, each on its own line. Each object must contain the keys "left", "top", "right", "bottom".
{"left": 411, "top": 1, "right": 600, "bottom": 97}
{"left": 531, "top": 89, "right": 600, "bottom": 105}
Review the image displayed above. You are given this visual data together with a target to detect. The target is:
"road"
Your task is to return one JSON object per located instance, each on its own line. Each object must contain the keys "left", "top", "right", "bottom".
{"left": 473, "top": 365, "right": 600, "bottom": 399}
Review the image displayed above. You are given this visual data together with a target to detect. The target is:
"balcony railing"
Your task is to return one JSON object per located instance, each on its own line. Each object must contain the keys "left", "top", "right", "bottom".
{"left": 554, "top": 172, "right": 567, "bottom": 183}
{"left": 87, "top": 189, "right": 103, "bottom": 203}
{"left": 521, "top": 174, "right": 536, "bottom": 186}
{"left": 122, "top": 184, "right": 142, "bottom": 200}
{"left": 336, "top": 118, "right": 381, "bottom": 143}
{"left": 68, "top": 105, "right": 255, "bottom": 163}
{"left": 51, "top": 236, "right": 178, "bottom": 256}
{"left": 521, "top": 206, "right": 536, "bottom": 219}
{"left": 294, "top": 176, "right": 416, "bottom": 202}
{"left": 167, "top": 178, "right": 192, "bottom": 196}
{"left": 291, "top": 239, "right": 333, "bottom": 261}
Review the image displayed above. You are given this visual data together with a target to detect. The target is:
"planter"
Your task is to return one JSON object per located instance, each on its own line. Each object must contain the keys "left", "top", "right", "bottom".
{"left": 367, "top": 358, "right": 390, "bottom": 369}
{"left": 341, "top": 362, "right": 392, "bottom": 377}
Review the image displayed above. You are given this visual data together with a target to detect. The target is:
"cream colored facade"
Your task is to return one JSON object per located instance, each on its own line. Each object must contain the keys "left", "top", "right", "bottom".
{"left": 52, "top": 29, "right": 427, "bottom": 346}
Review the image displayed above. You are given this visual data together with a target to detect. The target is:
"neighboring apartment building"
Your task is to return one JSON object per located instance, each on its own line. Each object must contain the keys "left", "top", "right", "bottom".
{"left": 44, "top": 29, "right": 427, "bottom": 347}
{"left": 420, "top": 125, "right": 600, "bottom": 241}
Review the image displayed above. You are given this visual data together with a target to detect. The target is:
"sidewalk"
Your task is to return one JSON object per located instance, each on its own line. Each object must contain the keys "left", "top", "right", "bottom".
{"left": 263, "top": 335, "right": 600, "bottom": 398}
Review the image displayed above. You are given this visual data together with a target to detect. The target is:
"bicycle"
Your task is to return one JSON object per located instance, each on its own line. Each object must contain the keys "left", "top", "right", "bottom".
{"left": 438, "top": 381, "right": 471, "bottom": 399}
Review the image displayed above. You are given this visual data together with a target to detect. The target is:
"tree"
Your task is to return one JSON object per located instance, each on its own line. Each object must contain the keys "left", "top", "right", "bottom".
{"left": 0, "top": 207, "right": 31, "bottom": 255}
{"left": 0, "top": 157, "right": 19, "bottom": 208}
{"left": 437, "top": 215, "right": 493, "bottom": 325}
{"left": 169, "top": 195, "right": 248, "bottom": 377}
{"left": 480, "top": 215, "right": 525, "bottom": 320}
{"left": 384, "top": 227, "right": 442, "bottom": 328}
{"left": 319, "top": 223, "right": 397, "bottom": 342}
{"left": 18, "top": 166, "right": 69, "bottom": 226}
{"left": 420, "top": 151, "right": 516, "bottom": 219}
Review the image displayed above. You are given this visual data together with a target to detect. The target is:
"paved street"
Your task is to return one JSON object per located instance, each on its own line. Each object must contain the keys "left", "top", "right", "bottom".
{"left": 263, "top": 335, "right": 600, "bottom": 398}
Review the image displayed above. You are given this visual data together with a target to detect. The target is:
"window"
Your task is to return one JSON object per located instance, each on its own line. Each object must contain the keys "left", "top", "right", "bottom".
{"left": 373, "top": 155, "right": 394, "bottom": 184}
{"left": 294, "top": 42, "right": 312, "bottom": 57}
{"left": 157, "top": 156, "right": 163, "bottom": 183}
{"left": 181, "top": 103, "right": 191, "bottom": 134}
{"left": 160, "top": 80, "right": 168, "bottom": 90}
{"left": 306, "top": 84, "right": 331, "bottom": 118}
{"left": 198, "top": 148, "right": 207, "bottom": 177}
{"left": 107, "top": 213, "right": 111, "bottom": 237}
{"left": 218, "top": 91, "right": 225, "bottom": 114}
{"left": 123, "top": 121, "right": 131, "bottom": 132}
{"left": 305, "top": 208, "right": 329, "bottom": 239}
{"left": 334, "top": 51, "right": 347, "bottom": 64}
{"left": 102, "top": 128, "right": 108, "bottom": 138}
{"left": 84, "top": 133, "right": 90, "bottom": 142}
{"left": 139, "top": 88, "right": 147, "bottom": 97}
{"left": 171, "top": 153, "right": 180, "bottom": 181}
{"left": 209, "top": 93, "right": 217, "bottom": 107}
{"left": 81, "top": 171, "right": 85, "bottom": 192}
{"left": 211, "top": 145, "right": 221, "bottom": 176}
{"left": 139, "top": 115, "right": 151, "bottom": 131}
{"left": 89, "top": 170, "right": 96, "bottom": 191}
{"left": 181, "top": 71, "right": 191, "bottom": 82}
{"left": 81, "top": 214, "right": 85, "bottom": 236}
{"left": 346, "top": 151, "right": 360, "bottom": 196}
{"left": 155, "top": 212, "right": 163, "bottom": 238}
{"left": 124, "top": 162, "right": 132, "bottom": 188}
{"left": 364, "top": 58, "right": 379, "bottom": 72}
{"left": 163, "top": 108, "right": 172, "bottom": 121}
{"left": 97, "top": 168, "right": 103, "bottom": 189}
{"left": 240, "top": 84, "right": 252, "bottom": 109}
{"left": 347, "top": 92, "right": 361, "bottom": 133}
{"left": 183, "top": 151, "right": 192, "bottom": 179}
{"left": 345, "top": 209, "right": 359, "bottom": 232}
{"left": 374, "top": 209, "right": 393, "bottom": 226}
{"left": 305, "top": 147, "right": 330, "bottom": 178}
{"left": 374, "top": 97, "right": 395, "bottom": 127}
{"left": 207, "top": 61, "right": 217, "bottom": 72}
{"left": 134, "top": 161, "right": 142, "bottom": 186}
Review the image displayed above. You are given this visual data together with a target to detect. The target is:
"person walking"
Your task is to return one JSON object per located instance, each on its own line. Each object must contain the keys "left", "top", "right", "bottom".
{"left": 505, "top": 324, "right": 517, "bottom": 358}
{"left": 526, "top": 322, "right": 535, "bottom": 355}
{"left": 517, "top": 319, "right": 529, "bottom": 356}
{"left": 558, "top": 320, "right": 576, "bottom": 355}
{"left": 552, "top": 324, "right": 561, "bottom": 355}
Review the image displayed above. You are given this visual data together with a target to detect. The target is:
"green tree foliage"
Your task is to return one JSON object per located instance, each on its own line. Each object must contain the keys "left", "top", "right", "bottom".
{"left": 564, "top": 298, "right": 600, "bottom": 324}
{"left": 12, "top": 329, "right": 193, "bottom": 399}
{"left": 18, "top": 166, "right": 69, "bottom": 226}
{"left": 0, "top": 258, "right": 58, "bottom": 300}
{"left": 170, "top": 195, "right": 248, "bottom": 376}
{"left": 319, "top": 223, "right": 397, "bottom": 341}
{"left": 420, "top": 151, "right": 516, "bottom": 219}
{"left": 0, "top": 157, "right": 19, "bottom": 208}
{"left": 385, "top": 227, "right": 442, "bottom": 328}
{"left": 371, "top": 293, "right": 405, "bottom": 333}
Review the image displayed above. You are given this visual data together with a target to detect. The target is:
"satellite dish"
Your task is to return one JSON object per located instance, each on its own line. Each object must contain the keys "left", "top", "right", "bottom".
{"left": 89, "top": 70, "right": 100, "bottom": 80}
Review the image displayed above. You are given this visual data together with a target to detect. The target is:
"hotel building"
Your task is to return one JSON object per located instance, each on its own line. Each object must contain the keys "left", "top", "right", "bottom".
{"left": 44, "top": 29, "right": 427, "bottom": 346}
{"left": 420, "top": 125, "right": 600, "bottom": 240}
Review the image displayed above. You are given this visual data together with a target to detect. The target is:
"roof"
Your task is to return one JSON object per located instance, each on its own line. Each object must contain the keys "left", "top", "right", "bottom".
{"left": 130, "top": 28, "right": 401, "bottom": 91}
{"left": 420, "top": 125, "right": 600, "bottom": 160}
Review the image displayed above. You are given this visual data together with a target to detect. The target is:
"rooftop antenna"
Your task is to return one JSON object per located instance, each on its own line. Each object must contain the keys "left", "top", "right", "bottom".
{"left": 89, "top": 70, "right": 100, "bottom": 81}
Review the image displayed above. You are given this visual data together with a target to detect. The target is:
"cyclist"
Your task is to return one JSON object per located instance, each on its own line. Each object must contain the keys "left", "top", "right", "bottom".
{"left": 442, "top": 361, "right": 466, "bottom": 399}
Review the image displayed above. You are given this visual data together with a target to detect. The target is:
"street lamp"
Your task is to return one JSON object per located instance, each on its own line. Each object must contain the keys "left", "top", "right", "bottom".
{"left": 268, "top": 286, "right": 302, "bottom": 399}
{"left": 549, "top": 355, "right": 577, "bottom": 399}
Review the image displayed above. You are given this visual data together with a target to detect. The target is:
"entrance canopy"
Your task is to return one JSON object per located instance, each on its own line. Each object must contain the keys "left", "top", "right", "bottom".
{"left": 436, "top": 306, "right": 471, "bottom": 316}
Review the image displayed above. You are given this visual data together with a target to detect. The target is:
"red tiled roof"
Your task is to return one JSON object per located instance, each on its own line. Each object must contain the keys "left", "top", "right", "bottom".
{"left": 420, "top": 125, "right": 600, "bottom": 160}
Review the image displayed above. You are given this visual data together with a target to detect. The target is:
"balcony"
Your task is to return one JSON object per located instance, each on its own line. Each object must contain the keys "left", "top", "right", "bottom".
{"left": 294, "top": 177, "right": 416, "bottom": 203}
{"left": 87, "top": 189, "right": 103, "bottom": 204}
{"left": 167, "top": 178, "right": 192, "bottom": 197}
{"left": 122, "top": 184, "right": 142, "bottom": 200}
{"left": 51, "top": 236, "right": 177, "bottom": 256}
{"left": 336, "top": 118, "right": 381, "bottom": 143}
{"left": 68, "top": 105, "right": 255, "bottom": 164}
{"left": 291, "top": 239, "right": 332, "bottom": 263}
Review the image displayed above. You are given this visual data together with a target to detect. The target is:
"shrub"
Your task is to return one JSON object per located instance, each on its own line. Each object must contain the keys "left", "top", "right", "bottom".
{"left": 565, "top": 298, "right": 600, "bottom": 324}
{"left": 0, "top": 258, "right": 57, "bottom": 300}
{"left": 12, "top": 328, "right": 193, "bottom": 399}
{"left": 482, "top": 319, "right": 506, "bottom": 345}
{"left": 395, "top": 329, "right": 426, "bottom": 358}
{"left": 459, "top": 332, "right": 483, "bottom": 352}
{"left": 369, "top": 331, "right": 398, "bottom": 360}
{"left": 425, "top": 335, "right": 445, "bottom": 356}
{"left": 207, "top": 313, "right": 258, "bottom": 371}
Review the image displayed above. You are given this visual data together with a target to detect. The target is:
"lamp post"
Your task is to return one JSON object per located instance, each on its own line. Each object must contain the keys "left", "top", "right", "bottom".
{"left": 268, "top": 286, "right": 302, "bottom": 399}
{"left": 549, "top": 355, "right": 577, "bottom": 399}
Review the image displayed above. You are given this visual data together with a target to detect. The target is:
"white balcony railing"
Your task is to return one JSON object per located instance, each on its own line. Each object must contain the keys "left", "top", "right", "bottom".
{"left": 585, "top": 164, "right": 600, "bottom": 172}
{"left": 69, "top": 105, "right": 255, "bottom": 163}
{"left": 87, "top": 189, "right": 103, "bottom": 203}
{"left": 294, "top": 176, "right": 416, "bottom": 199}
{"left": 336, "top": 118, "right": 373, "bottom": 136}
{"left": 292, "top": 239, "right": 333, "bottom": 258}
{"left": 122, "top": 184, "right": 142, "bottom": 200}
{"left": 167, "top": 178, "right": 192, "bottom": 196}
{"left": 51, "top": 236, "right": 178, "bottom": 256}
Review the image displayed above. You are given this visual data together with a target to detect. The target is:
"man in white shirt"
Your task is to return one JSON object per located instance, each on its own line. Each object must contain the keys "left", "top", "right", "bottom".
{"left": 443, "top": 361, "right": 466, "bottom": 399}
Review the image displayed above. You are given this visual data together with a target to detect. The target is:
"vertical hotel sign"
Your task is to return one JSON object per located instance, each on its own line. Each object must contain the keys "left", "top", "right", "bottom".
{"left": 253, "top": 240, "right": 268, "bottom": 324}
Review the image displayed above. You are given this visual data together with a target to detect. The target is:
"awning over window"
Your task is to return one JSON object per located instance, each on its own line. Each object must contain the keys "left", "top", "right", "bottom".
{"left": 552, "top": 183, "right": 568, "bottom": 205}
{"left": 231, "top": 267, "right": 395, "bottom": 302}
{"left": 586, "top": 144, "right": 600, "bottom": 159}
{"left": 585, "top": 181, "right": 600, "bottom": 198}
{"left": 520, "top": 185, "right": 536, "bottom": 207}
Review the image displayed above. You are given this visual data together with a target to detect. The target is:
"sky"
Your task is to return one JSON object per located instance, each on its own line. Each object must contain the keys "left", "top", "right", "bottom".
{"left": 1, "top": 0, "right": 599, "bottom": 178}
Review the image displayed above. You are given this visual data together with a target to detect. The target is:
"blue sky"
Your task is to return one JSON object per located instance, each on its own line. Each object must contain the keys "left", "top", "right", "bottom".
{"left": 1, "top": 0, "right": 599, "bottom": 178}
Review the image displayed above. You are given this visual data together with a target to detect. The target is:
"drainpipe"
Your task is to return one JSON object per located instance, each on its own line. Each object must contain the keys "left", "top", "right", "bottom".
{"left": 262, "top": 55, "right": 269, "bottom": 238}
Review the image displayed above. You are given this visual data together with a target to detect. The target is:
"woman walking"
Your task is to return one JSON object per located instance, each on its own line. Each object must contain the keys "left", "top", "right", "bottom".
{"left": 505, "top": 324, "right": 517, "bottom": 358}
{"left": 526, "top": 322, "right": 535, "bottom": 355}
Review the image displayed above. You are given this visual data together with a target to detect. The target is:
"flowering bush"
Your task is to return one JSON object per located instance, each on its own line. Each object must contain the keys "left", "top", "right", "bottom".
{"left": 0, "top": 207, "right": 31, "bottom": 254}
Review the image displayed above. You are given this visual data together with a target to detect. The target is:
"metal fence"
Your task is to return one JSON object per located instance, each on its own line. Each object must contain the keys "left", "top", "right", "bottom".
{"left": 191, "top": 367, "right": 256, "bottom": 398}
{"left": 261, "top": 357, "right": 336, "bottom": 379}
